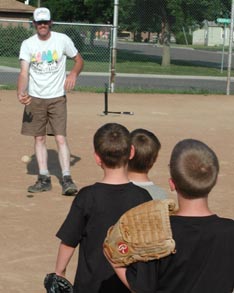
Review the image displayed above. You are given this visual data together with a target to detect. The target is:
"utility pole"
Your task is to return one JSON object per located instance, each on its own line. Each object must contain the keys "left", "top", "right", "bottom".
{"left": 110, "top": 0, "right": 119, "bottom": 93}
{"left": 38, "top": 0, "right": 41, "bottom": 7}
{"left": 226, "top": 0, "right": 234, "bottom": 95}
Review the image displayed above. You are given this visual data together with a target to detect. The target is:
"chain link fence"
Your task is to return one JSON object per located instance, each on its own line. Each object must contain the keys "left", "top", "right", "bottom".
{"left": 114, "top": 0, "right": 234, "bottom": 93}
{"left": 0, "top": 19, "right": 113, "bottom": 90}
{"left": 0, "top": 0, "right": 234, "bottom": 94}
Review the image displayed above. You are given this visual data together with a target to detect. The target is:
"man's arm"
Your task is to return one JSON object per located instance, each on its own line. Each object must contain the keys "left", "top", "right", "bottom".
{"left": 55, "top": 242, "right": 75, "bottom": 277}
{"left": 17, "top": 60, "right": 31, "bottom": 105}
{"left": 64, "top": 53, "right": 84, "bottom": 92}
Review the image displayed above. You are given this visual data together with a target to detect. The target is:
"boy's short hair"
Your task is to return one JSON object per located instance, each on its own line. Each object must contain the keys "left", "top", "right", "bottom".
{"left": 128, "top": 128, "right": 161, "bottom": 173}
{"left": 169, "top": 139, "right": 219, "bottom": 198}
{"left": 93, "top": 123, "right": 131, "bottom": 168}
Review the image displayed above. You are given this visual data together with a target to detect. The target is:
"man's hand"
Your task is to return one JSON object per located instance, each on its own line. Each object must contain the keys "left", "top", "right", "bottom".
{"left": 64, "top": 54, "right": 84, "bottom": 92}
{"left": 18, "top": 93, "right": 32, "bottom": 105}
{"left": 64, "top": 72, "right": 77, "bottom": 92}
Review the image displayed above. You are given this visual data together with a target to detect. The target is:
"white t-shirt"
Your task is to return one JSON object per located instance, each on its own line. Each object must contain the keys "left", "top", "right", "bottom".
{"left": 19, "top": 31, "right": 78, "bottom": 98}
{"left": 131, "top": 180, "right": 168, "bottom": 200}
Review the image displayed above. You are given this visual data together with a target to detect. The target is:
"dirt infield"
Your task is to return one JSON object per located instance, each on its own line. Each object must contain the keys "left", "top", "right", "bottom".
{"left": 0, "top": 90, "right": 233, "bottom": 292}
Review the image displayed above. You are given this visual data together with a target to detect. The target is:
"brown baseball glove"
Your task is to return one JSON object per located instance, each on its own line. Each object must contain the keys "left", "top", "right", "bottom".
{"left": 103, "top": 199, "right": 177, "bottom": 267}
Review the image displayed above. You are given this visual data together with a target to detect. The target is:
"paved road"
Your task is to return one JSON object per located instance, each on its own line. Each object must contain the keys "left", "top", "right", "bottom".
{"left": 117, "top": 42, "right": 231, "bottom": 69}
{"left": 96, "top": 40, "right": 234, "bottom": 69}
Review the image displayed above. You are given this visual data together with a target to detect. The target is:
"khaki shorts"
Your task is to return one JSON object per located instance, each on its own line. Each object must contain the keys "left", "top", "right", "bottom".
{"left": 21, "top": 96, "right": 67, "bottom": 136}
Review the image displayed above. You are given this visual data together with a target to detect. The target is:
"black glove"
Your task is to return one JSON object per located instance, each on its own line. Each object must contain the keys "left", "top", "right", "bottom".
{"left": 44, "top": 273, "right": 73, "bottom": 293}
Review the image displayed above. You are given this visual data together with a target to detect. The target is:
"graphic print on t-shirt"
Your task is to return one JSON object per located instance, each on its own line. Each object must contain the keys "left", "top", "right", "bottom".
{"left": 30, "top": 49, "right": 59, "bottom": 74}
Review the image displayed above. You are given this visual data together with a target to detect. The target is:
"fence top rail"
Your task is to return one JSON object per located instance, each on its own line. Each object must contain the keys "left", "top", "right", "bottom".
{"left": 0, "top": 19, "right": 113, "bottom": 28}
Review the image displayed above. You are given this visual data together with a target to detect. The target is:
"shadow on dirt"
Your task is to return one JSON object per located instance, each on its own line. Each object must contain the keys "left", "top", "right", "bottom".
{"left": 26, "top": 149, "right": 81, "bottom": 181}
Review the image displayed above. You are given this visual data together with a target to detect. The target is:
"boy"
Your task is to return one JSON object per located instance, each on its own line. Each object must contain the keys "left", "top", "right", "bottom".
{"left": 53, "top": 123, "right": 152, "bottom": 292}
{"left": 107, "top": 139, "right": 234, "bottom": 293}
{"left": 128, "top": 128, "right": 167, "bottom": 200}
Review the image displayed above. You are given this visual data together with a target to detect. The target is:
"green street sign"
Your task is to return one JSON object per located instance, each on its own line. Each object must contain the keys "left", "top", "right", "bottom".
{"left": 216, "top": 18, "right": 231, "bottom": 24}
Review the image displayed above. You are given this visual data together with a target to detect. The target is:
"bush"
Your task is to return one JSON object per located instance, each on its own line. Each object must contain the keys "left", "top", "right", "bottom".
{"left": 0, "top": 24, "right": 33, "bottom": 57}
{"left": 175, "top": 31, "right": 192, "bottom": 45}
{"left": 0, "top": 23, "right": 85, "bottom": 57}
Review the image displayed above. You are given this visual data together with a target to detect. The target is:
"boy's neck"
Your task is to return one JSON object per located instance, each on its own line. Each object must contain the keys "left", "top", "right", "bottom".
{"left": 101, "top": 166, "right": 130, "bottom": 184}
{"left": 176, "top": 195, "right": 214, "bottom": 216}
{"left": 128, "top": 171, "right": 150, "bottom": 182}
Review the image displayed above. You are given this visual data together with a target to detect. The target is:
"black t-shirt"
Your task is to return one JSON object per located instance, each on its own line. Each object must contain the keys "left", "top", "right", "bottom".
{"left": 126, "top": 215, "right": 234, "bottom": 293}
{"left": 56, "top": 182, "right": 152, "bottom": 293}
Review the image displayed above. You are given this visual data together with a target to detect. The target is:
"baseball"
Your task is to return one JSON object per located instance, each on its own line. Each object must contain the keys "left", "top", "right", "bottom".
{"left": 21, "top": 155, "right": 32, "bottom": 164}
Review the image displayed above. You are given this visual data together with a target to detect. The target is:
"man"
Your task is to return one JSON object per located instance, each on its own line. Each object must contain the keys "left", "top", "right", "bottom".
{"left": 17, "top": 7, "right": 84, "bottom": 196}
{"left": 106, "top": 139, "right": 234, "bottom": 293}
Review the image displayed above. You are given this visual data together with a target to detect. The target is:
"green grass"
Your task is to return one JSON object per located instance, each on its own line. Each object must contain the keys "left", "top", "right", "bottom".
{"left": 115, "top": 61, "right": 225, "bottom": 76}
{"left": 185, "top": 44, "right": 228, "bottom": 52}
{"left": 0, "top": 55, "right": 226, "bottom": 77}
{"left": 0, "top": 57, "right": 19, "bottom": 68}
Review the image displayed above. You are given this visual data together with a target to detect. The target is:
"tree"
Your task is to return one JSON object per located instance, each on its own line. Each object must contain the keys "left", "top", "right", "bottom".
{"left": 119, "top": 0, "right": 161, "bottom": 42}
{"left": 163, "top": 0, "right": 231, "bottom": 65}
{"left": 27, "top": 0, "right": 114, "bottom": 23}
{"left": 83, "top": 0, "right": 113, "bottom": 23}
{"left": 21, "top": 0, "right": 87, "bottom": 22}
{"left": 43, "top": 0, "right": 87, "bottom": 22}
{"left": 119, "top": 0, "right": 231, "bottom": 66}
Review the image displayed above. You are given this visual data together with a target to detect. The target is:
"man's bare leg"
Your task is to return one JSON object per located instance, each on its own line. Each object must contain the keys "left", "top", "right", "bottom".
{"left": 28, "top": 136, "right": 52, "bottom": 193}
{"left": 55, "top": 135, "right": 78, "bottom": 196}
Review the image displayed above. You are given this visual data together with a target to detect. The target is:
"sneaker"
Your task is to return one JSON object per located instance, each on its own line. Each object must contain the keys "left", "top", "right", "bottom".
{"left": 28, "top": 175, "right": 52, "bottom": 193}
{"left": 62, "top": 175, "right": 78, "bottom": 196}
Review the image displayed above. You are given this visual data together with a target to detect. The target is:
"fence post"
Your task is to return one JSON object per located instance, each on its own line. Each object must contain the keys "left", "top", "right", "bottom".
{"left": 226, "top": 0, "right": 234, "bottom": 95}
{"left": 110, "top": 0, "right": 119, "bottom": 93}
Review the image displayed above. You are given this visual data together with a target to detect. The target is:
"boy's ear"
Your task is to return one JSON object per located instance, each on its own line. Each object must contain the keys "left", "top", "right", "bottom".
{"left": 168, "top": 178, "right": 176, "bottom": 191}
{"left": 94, "top": 152, "right": 102, "bottom": 166}
{"left": 129, "top": 145, "right": 135, "bottom": 160}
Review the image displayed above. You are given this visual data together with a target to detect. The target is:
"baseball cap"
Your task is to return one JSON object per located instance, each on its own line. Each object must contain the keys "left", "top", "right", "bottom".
{"left": 33, "top": 7, "right": 51, "bottom": 22}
